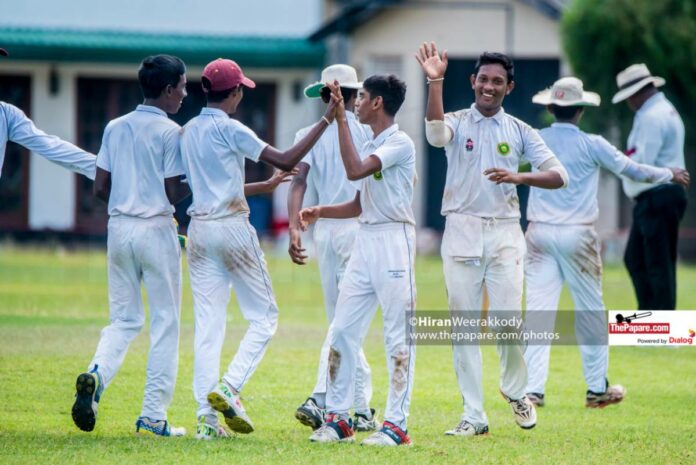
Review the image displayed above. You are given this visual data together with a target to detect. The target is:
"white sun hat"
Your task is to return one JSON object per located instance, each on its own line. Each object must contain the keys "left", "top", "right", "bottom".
{"left": 304, "top": 64, "right": 362, "bottom": 98}
{"left": 532, "top": 77, "right": 601, "bottom": 107}
{"left": 611, "top": 63, "right": 665, "bottom": 104}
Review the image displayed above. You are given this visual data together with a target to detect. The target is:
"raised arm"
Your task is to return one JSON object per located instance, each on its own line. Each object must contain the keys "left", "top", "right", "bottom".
{"left": 258, "top": 100, "right": 337, "bottom": 172}
{"left": 415, "top": 42, "right": 453, "bottom": 147}
{"left": 4, "top": 102, "right": 97, "bottom": 179}
{"left": 327, "top": 82, "right": 382, "bottom": 180}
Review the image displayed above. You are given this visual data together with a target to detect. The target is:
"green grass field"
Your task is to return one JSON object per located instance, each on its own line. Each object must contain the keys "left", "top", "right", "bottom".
{"left": 1, "top": 246, "right": 695, "bottom": 465}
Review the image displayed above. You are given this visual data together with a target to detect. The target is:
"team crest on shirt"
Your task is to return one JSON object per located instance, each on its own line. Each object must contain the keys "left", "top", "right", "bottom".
{"left": 373, "top": 171, "right": 383, "bottom": 180}
{"left": 497, "top": 142, "right": 511, "bottom": 156}
{"left": 465, "top": 138, "right": 474, "bottom": 152}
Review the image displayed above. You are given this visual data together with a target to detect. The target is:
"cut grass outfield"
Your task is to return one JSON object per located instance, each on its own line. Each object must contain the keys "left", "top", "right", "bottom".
{"left": 0, "top": 246, "right": 695, "bottom": 465}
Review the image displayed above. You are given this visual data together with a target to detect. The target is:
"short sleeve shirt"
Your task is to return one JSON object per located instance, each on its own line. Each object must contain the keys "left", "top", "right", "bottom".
{"left": 180, "top": 107, "right": 267, "bottom": 219}
{"left": 358, "top": 124, "right": 416, "bottom": 226}
{"left": 96, "top": 104, "right": 184, "bottom": 218}
{"left": 442, "top": 104, "right": 556, "bottom": 219}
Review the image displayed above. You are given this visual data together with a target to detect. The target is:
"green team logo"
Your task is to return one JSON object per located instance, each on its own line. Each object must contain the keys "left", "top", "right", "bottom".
{"left": 373, "top": 171, "right": 383, "bottom": 180}
{"left": 497, "top": 142, "right": 511, "bottom": 156}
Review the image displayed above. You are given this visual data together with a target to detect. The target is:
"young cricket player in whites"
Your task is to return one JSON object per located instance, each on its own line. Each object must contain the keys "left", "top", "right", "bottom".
{"left": 72, "top": 55, "right": 190, "bottom": 436}
{"left": 288, "top": 64, "right": 376, "bottom": 433}
{"left": 1, "top": 47, "right": 96, "bottom": 181}
{"left": 179, "top": 58, "right": 337, "bottom": 439}
{"left": 417, "top": 42, "right": 568, "bottom": 436}
{"left": 301, "top": 75, "right": 417, "bottom": 447}
{"left": 524, "top": 77, "right": 689, "bottom": 408}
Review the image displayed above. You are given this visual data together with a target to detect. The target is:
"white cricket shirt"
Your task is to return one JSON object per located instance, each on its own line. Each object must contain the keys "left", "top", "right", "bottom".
{"left": 528, "top": 123, "right": 633, "bottom": 225}
{"left": 442, "top": 104, "right": 557, "bottom": 219}
{"left": 1, "top": 101, "right": 96, "bottom": 180}
{"left": 96, "top": 104, "right": 184, "bottom": 218}
{"left": 622, "top": 92, "right": 685, "bottom": 199}
{"left": 295, "top": 111, "right": 371, "bottom": 206}
{"left": 358, "top": 124, "right": 416, "bottom": 226}
{"left": 180, "top": 107, "right": 268, "bottom": 220}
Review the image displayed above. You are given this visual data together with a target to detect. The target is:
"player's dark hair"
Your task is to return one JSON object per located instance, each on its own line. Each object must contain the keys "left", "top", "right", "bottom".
{"left": 321, "top": 86, "right": 357, "bottom": 104}
{"left": 362, "top": 74, "right": 407, "bottom": 117}
{"left": 202, "top": 77, "right": 239, "bottom": 103}
{"left": 474, "top": 52, "right": 514, "bottom": 83}
{"left": 549, "top": 104, "right": 583, "bottom": 120}
{"left": 138, "top": 55, "right": 186, "bottom": 99}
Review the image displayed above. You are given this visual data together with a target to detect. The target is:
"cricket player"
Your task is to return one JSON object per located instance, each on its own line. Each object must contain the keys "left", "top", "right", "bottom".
{"left": 613, "top": 64, "right": 688, "bottom": 310}
{"left": 179, "top": 58, "right": 338, "bottom": 439}
{"left": 287, "top": 64, "right": 376, "bottom": 432}
{"left": 72, "top": 55, "right": 190, "bottom": 436}
{"left": 524, "top": 77, "right": 690, "bottom": 408}
{"left": 302, "top": 75, "right": 417, "bottom": 447}
{"left": 1, "top": 47, "right": 96, "bottom": 181}
{"left": 417, "top": 42, "right": 568, "bottom": 436}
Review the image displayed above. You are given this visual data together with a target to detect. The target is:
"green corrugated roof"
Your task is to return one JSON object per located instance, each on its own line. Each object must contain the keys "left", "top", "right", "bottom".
{"left": 0, "top": 27, "right": 324, "bottom": 68}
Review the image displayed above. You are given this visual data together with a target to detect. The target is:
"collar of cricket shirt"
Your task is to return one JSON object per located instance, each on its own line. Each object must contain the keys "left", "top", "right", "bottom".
{"left": 201, "top": 107, "right": 229, "bottom": 117}
{"left": 136, "top": 104, "right": 168, "bottom": 118}
{"left": 470, "top": 103, "right": 505, "bottom": 125}
{"left": 370, "top": 123, "right": 399, "bottom": 147}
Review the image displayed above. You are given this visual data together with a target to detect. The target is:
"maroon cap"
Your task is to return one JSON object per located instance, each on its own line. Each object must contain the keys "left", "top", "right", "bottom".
{"left": 0, "top": 48, "right": 8, "bottom": 57}
{"left": 202, "top": 58, "right": 255, "bottom": 92}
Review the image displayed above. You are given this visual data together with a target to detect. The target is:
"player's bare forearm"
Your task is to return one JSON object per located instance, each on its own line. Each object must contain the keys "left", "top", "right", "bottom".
{"left": 336, "top": 117, "right": 372, "bottom": 180}
{"left": 519, "top": 171, "right": 564, "bottom": 189}
{"left": 165, "top": 175, "right": 192, "bottom": 204}
{"left": 425, "top": 81, "right": 445, "bottom": 121}
{"left": 244, "top": 181, "right": 273, "bottom": 196}
{"left": 94, "top": 167, "right": 111, "bottom": 203}
{"left": 319, "top": 192, "right": 361, "bottom": 219}
{"left": 287, "top": 163, "right": 310, "bottom": 229}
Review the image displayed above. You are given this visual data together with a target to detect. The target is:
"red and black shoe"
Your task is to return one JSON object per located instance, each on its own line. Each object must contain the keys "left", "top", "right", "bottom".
{"left": 361, "top": 420, "right": 412, "bottom": 446}
{"left": 308, "top": 414, "right": 355, "bottom": 443}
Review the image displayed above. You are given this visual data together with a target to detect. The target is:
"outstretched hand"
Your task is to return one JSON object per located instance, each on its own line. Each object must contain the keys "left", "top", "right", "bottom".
{"left": 298, "top": 206, "right": 321, "bottom": 231}
{"left": 484, "top": 167, "right": 523, "bottom": 185}
{"left": 415, "top": 41, "right": 448, "bottom": 80}
{"left": 268, "top": 167, "right": 299, "bottom": 189}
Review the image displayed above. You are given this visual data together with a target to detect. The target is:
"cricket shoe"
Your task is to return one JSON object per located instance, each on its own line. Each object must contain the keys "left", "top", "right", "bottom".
{"left": 135, "top": 416, "right": 186, "bottom": 437}
{"left": 295, "top": 397, "right": 325, "bottom": 430}
{"left": 501, "top": 391, "right": 537, "bottom": 429}
{"left": 586, "top": 383, "right": 626, "bottom": 408}
{"left": 71, "top": 365, "right": 104, "bottom": 432}
{"left": 353, "top": 408, "right": 379, "bottom": 432}
{"left": 526, "top": 392, "right": 545, "bottom": 407}
{"left": 207, "top": 381, "right": 254, "bottom": 434}
{"left": 309, "top": 415, "right": 355, "bottom": 443}
{"left": 444, "top": 420, "right": 490, "bottom": 437}
{"left": 195, "top": 416, "right": 230, "bottom": 440}
{"left": 361, "top": 421, "right": 412, "bottom": 447}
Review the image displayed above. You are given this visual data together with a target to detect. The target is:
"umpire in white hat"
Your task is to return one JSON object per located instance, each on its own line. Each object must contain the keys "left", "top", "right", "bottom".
{"left": 613, "top": 63, "right": 687, "bottom": 310}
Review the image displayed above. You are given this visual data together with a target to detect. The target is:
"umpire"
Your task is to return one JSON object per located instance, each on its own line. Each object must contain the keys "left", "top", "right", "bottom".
{"left": 613, "top": 64, "right": 689, "bottom": 310}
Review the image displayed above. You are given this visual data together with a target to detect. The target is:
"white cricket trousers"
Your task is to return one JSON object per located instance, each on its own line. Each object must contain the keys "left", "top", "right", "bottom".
{"left": 442, "top": 217, "right": 527, "bottom": 428}
{"left": 311, "top": 219, "right": 372, "bottom": 413}
{"left": 89, "top": 215, "right": 181, "bottom": 420}
{"left": 188, "top": 216, "right": 279, "bottom": 420}
{"left": 524, "top": 222, "right": 608, "bottom": 394}
{"left": 326, "top": 223, "right": 416, "bottom": 430}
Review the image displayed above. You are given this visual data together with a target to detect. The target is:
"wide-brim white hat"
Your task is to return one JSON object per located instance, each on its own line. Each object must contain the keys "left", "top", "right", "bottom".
{"left": 304, "top": 64, "right": 362, "bottom": 98}
{"left": 611, "top": 63, "right": 665, "bottom": 104}
{"left": 532, "top": 77, "right": 600, "bottom": 107}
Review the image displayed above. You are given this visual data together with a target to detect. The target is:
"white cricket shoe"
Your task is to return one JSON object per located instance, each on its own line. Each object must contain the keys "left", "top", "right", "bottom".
{"left": 309, "top": 416, "right": 355, "bottom": 443}
{"left": 135, "top": 416, "right": 186, "bottom": 437}
{"left": 353, "top": 408, "right": 379, "bottom": 432}
{"left": 361, "top": 421, "right": 412, "bottom": 447}
{"left": 207, "top": 381, "right": 254, "bottom": 434}
{"left": 501, "top": 391, "right": 537, "bottom": 429}
{"left": 586, "top": 384, "right": 626, "bottom": 408}
{"left": 444, "top": 419, "right": 489, "bottom": 437}
{"left": 195, "top": 416, "right": 230, "bottom": 440}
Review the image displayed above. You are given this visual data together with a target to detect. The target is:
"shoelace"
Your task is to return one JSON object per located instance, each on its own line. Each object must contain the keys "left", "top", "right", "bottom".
{"left": 513, "top": 399, "right": 530, "bottom": 416}
{"left": 456, "top": 420, "right": 472, "bottom": 432}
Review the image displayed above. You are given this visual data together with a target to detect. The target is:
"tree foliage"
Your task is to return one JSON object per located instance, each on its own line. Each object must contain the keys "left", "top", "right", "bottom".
{"left": 562, "top": 0, "right": 695, "bottom": 139}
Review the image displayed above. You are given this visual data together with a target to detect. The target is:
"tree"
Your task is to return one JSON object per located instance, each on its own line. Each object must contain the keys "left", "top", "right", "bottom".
{"left": 562, "top": 0, "right": 696, "bottom": 225}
